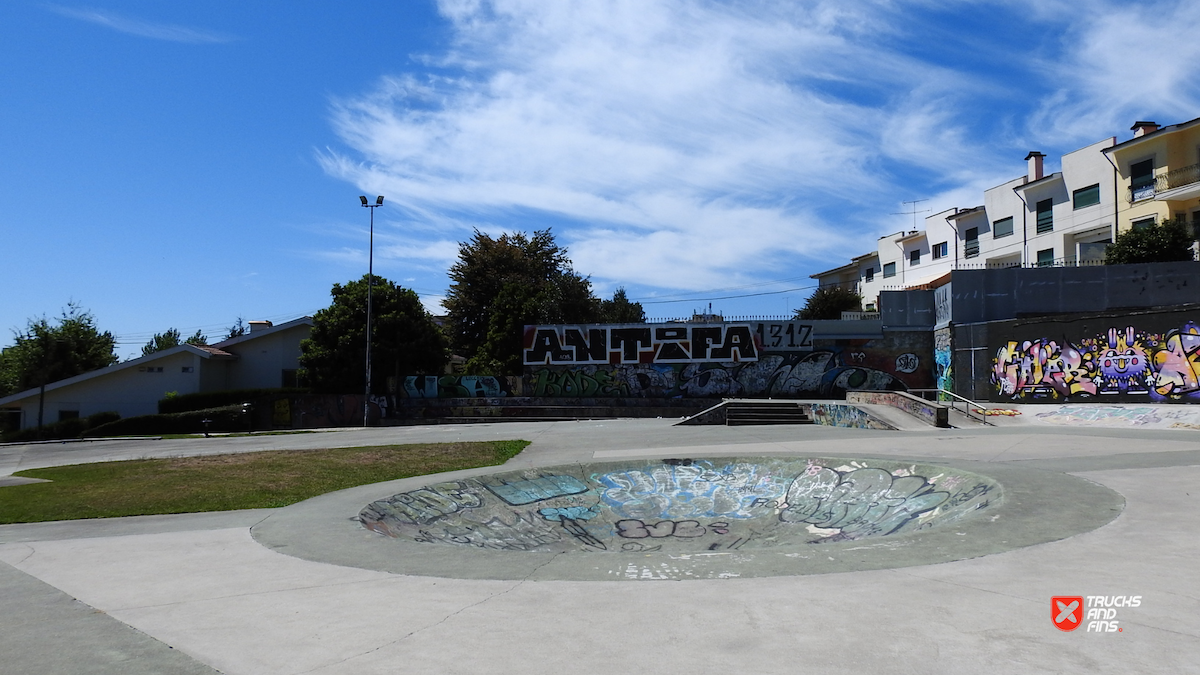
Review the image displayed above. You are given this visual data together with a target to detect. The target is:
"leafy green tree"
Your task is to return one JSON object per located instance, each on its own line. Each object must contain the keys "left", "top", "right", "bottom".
{"left": 599, "top": 287, "right": 646, "bottom": 323}
{"left": 796, "top": 286, "right": 862, "bottom": 320}
{"left": 1104, "top": 218, "right": 1196, "bottom": 264}
{"left": 0, "top": 303, "right": 118, "bottom": 396}
{"left": 142, "top": 328, "right": 207, "bottom": 356}
{"left": 444, "top": 229, "right": 601, "bottom": 374}
{"left": 300, "top": 275, "right": 449, "bottom": 393}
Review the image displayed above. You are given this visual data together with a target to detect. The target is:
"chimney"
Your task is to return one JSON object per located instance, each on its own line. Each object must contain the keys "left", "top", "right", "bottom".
{"left": 248, "top": 320, "right": 273, "bottom": 333}
{"left": 1131, "top": 121, "right": 1159, "bottom": 138}
{"left": 1024, "top": 151, "right": 1045, "bottom": 181}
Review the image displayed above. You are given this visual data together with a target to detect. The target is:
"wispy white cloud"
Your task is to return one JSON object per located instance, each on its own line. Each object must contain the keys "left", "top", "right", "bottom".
{"left": 324, "top": 0, "right": 1163, "bottom": 305}
{"left": 1027, "top": 0, "right": 1200, "bottom": 144}
{"left": 47, "top": 5, "right": 235, "bottom": 44}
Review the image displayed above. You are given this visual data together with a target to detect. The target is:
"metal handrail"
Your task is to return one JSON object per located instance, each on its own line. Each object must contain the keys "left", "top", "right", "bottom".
{"left": 1156, "top": 163, "right": 1200, "bottom": 193}
{"left": 907, "top": 389, "right": 994, "bottom": 426}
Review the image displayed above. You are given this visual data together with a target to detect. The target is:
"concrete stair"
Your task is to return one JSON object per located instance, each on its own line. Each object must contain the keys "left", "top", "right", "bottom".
{"left": 724, "top": 401, "right": 813, "bottom": 426}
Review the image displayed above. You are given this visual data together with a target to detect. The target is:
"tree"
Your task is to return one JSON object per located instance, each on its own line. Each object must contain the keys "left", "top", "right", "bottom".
{"left": 0, "top": 303, "right": 118, "bottom": 397}
{"left": 225, "top": 317, "right": 247, "bottom": 340}
{"left": 300, "top": 275, "right": 449, "bottom": 394}
{"left": 142, "top": 328, "right": 207, "bottom": 356}
{"left": 1104, "top": 218, "right": 1196, "bottom": 264}
{"left": 599, "top": 287, "right": 646, "bottom": 323}
{"left": 444, "top": 229, "right": 601, "bottom": 374}
{"left": 796, "top": 286, "right": 862, "bottom": 320}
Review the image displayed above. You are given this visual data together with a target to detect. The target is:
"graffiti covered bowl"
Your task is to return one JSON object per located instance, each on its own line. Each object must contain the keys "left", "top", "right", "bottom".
{"left": 359, "top": 457, "right": 999, "bottom": 554}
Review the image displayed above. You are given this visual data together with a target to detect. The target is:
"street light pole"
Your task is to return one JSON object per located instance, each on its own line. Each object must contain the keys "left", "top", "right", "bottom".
{"left": 359, "top": 195, "right": 384, "bottom": 427}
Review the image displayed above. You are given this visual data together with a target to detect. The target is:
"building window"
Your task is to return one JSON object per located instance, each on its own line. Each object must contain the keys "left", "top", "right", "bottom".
{"left": 864, "top": 267, "right": 874, "bottom": 282}
{"left": 993, "top": 217, "right": 1013, "bottom": 238}
{"left": 909, "top": 249, "right": 921, "bottom": 265}
{"left": 932, "top": 242, "right": 948, "bottom": 259}
{"left": 1036, "top": 198, "right": 1054, "bottom": 234}
{"left": 964, "top": 227, "right": 979, "bottom": 258}
{"left": 883, "top": 262, "right": 896, "bottom": 278}
{"left": 1130, "top": 158, "right": 1155, "bottom": 201}
{"left": 1036, "top": 248, "right": 1055, "bottom": 267}
{"left": 181, "top": 366, "right": 194, "bottom": 373}
{"left": 1132, "top": 217, "right": 1155, "bottom": 231}
{"left": 140, "top": 366, "right": 164, "bottom": 373}
{"left": 1073, "top": 184, "right": 1101, "bottom": 209}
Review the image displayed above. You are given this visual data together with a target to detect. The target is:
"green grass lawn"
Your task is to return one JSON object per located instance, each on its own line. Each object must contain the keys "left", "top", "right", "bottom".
{"left": 0, "top": 440, "right": 529, "bottom": 524}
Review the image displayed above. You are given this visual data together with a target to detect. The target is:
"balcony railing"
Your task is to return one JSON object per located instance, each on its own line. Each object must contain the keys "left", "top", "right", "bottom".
{"left": 1128, "top": 163, "right": 1200, "bottom": 202}
{"left": 1156, "top": 163, "right": 1200, "bottom": 192}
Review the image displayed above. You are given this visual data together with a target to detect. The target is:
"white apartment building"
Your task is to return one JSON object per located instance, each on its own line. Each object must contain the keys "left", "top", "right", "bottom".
{"left": 814, "top": 136, "right": 1119, "bottom": 310}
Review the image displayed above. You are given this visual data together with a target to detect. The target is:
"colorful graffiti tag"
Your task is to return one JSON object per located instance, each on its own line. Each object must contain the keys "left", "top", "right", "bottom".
{"left": 359, "top": 458, "right": 998, "bottom": 553}
{"left": 991, "top": 322, "right": 1200, "bottom": 402}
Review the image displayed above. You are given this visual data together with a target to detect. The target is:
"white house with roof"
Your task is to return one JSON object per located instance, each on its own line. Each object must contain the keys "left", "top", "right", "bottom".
{"left": 0, "top": 317, "right": 312, "bottom": 430}
{"left": 813, "top": 134, "right": 1120, "bottom": 308}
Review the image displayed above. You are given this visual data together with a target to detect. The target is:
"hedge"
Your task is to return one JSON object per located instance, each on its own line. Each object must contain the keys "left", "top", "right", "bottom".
{"left": 1, "top": 411, "right": 121, "bottom": 443}
{"left": 84, "top": 405, "right": 253, "bottom": 437}
{"left": 158, "top": 388, "right": 308, "bottom": 414}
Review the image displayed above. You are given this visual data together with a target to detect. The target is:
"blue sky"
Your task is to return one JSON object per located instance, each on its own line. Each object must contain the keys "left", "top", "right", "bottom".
{"left": 3, "top": 0, "right": 1198, "bottom": 359}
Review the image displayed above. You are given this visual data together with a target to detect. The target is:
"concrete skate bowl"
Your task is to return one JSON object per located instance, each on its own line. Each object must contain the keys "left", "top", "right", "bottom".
{"left": 252, "top": 455, "right": 1123, "bottom": 581}
{"left": 360, "top": 457, "right": 998, "bottom": 554}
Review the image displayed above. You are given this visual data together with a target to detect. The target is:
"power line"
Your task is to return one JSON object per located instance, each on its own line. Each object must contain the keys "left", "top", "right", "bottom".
{"left": 639, "top": 284, "right": 818, "bottom": 304}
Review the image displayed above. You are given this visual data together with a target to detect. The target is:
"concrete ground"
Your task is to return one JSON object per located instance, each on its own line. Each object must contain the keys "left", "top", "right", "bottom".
{"left": 1, "top": 412, "right": 1198, "bottom": 674}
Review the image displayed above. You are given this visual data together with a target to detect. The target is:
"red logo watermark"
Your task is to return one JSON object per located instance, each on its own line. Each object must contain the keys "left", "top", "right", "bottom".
{"left": 1052, "top": 596, "right": 1084, "bottom": 631}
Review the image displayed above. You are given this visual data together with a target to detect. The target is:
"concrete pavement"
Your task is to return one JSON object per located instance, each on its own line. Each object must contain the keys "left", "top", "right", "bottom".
{"left": 1, "top": 415, "right": 1198, "bottom": 673}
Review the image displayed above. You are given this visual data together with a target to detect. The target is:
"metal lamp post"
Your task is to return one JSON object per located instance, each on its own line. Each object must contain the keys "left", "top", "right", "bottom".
{"left": 359, "top": 195, "right": 384, "bottom": 426}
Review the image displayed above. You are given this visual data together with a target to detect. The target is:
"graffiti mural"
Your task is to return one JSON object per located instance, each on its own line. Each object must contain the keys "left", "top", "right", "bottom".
{"left": 934, "top": 327, "right": 953, "bottom": 398}
{"left": 991, "top": 321, "right": 1200, "bottom": 402}
{"left": 808, "top": 403, "right": 896, "bottom": 430}
{"left": 525, "top": 349, "right": 916, "bottom": 399}
{"left": 359, "top": 458, "right": 998, "bottom": 553}
{"left": 401, "top": 375, "right": 510, "bottom": 398}
{"left": 524, "top": 323, "right": 765, "bottom": 365}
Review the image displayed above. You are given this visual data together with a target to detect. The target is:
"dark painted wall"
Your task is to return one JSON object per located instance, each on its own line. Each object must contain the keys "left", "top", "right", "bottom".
{"left": 949, "top": 262, "right": 1200, "bottom": 325}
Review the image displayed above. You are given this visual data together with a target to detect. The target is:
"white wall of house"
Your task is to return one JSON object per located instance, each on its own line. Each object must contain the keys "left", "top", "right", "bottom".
{"left": 0, "top": 317, "right": 314, "bottom": 430}
{"left": 219, "top": 321, "right": 309, "bottom": 390}
{"left": 3, "top": 350, "right": 207, "bottom": 427}
{"left": 981, "top": 176, "right": 1028, "bottom": 265}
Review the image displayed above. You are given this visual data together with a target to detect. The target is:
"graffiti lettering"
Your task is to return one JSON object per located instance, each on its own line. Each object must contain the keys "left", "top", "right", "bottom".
{"left": 402, "top": 375, "right": 509, "bottom": 398}
{"left": 992, "top": 322, "right": 1200, "bottom": 402}
{"left": 895, "top": 353, "right": 919, "bottom": 374}
{"left": 523, "top": 323, "right": 759, "bottom": 365}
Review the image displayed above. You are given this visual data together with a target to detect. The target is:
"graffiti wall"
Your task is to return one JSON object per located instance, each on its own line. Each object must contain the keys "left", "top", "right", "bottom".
{"left": 359, "top": 457, "right": 997, "bottom": 554}
{"left": 400, "top": 375, "right": 512, "bottom": 398}
{"left": 807, "top": 404, "right": 896, "bottom": 430}
{"left": 989, "top": 313, "right": 1200, "bottom": 403}
{"left": 522, "top": 330, "right": 933, "bottom": 399}
{"left": 524, "top": 322, "right": 814, "bottom": 366}
{"left": 845, "top": 391, "right": 947, "bottom": 428}
{"left": 934, "top": 327, "right": 953, "bottom": 398}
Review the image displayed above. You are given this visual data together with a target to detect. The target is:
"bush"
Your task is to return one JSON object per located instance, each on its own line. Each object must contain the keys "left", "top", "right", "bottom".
{"left": 158, "top": 388, "right": 307, "bottom": 414}
{"left": 0, "top": 410, "right": 122, "bottom": 443}
{"left": 85, "top": 405, "right": 251, "bottom": 437}
{"left": 1105, "top": 218, "right": 1196, "bottom": 264}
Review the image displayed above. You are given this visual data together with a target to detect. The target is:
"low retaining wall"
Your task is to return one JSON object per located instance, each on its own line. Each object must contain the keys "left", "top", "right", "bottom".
{"left": 846, "top": 391, "right": 949, "bottom": 428}
{"left": 807, "top": 403, "right": 896, "bottom": 430}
